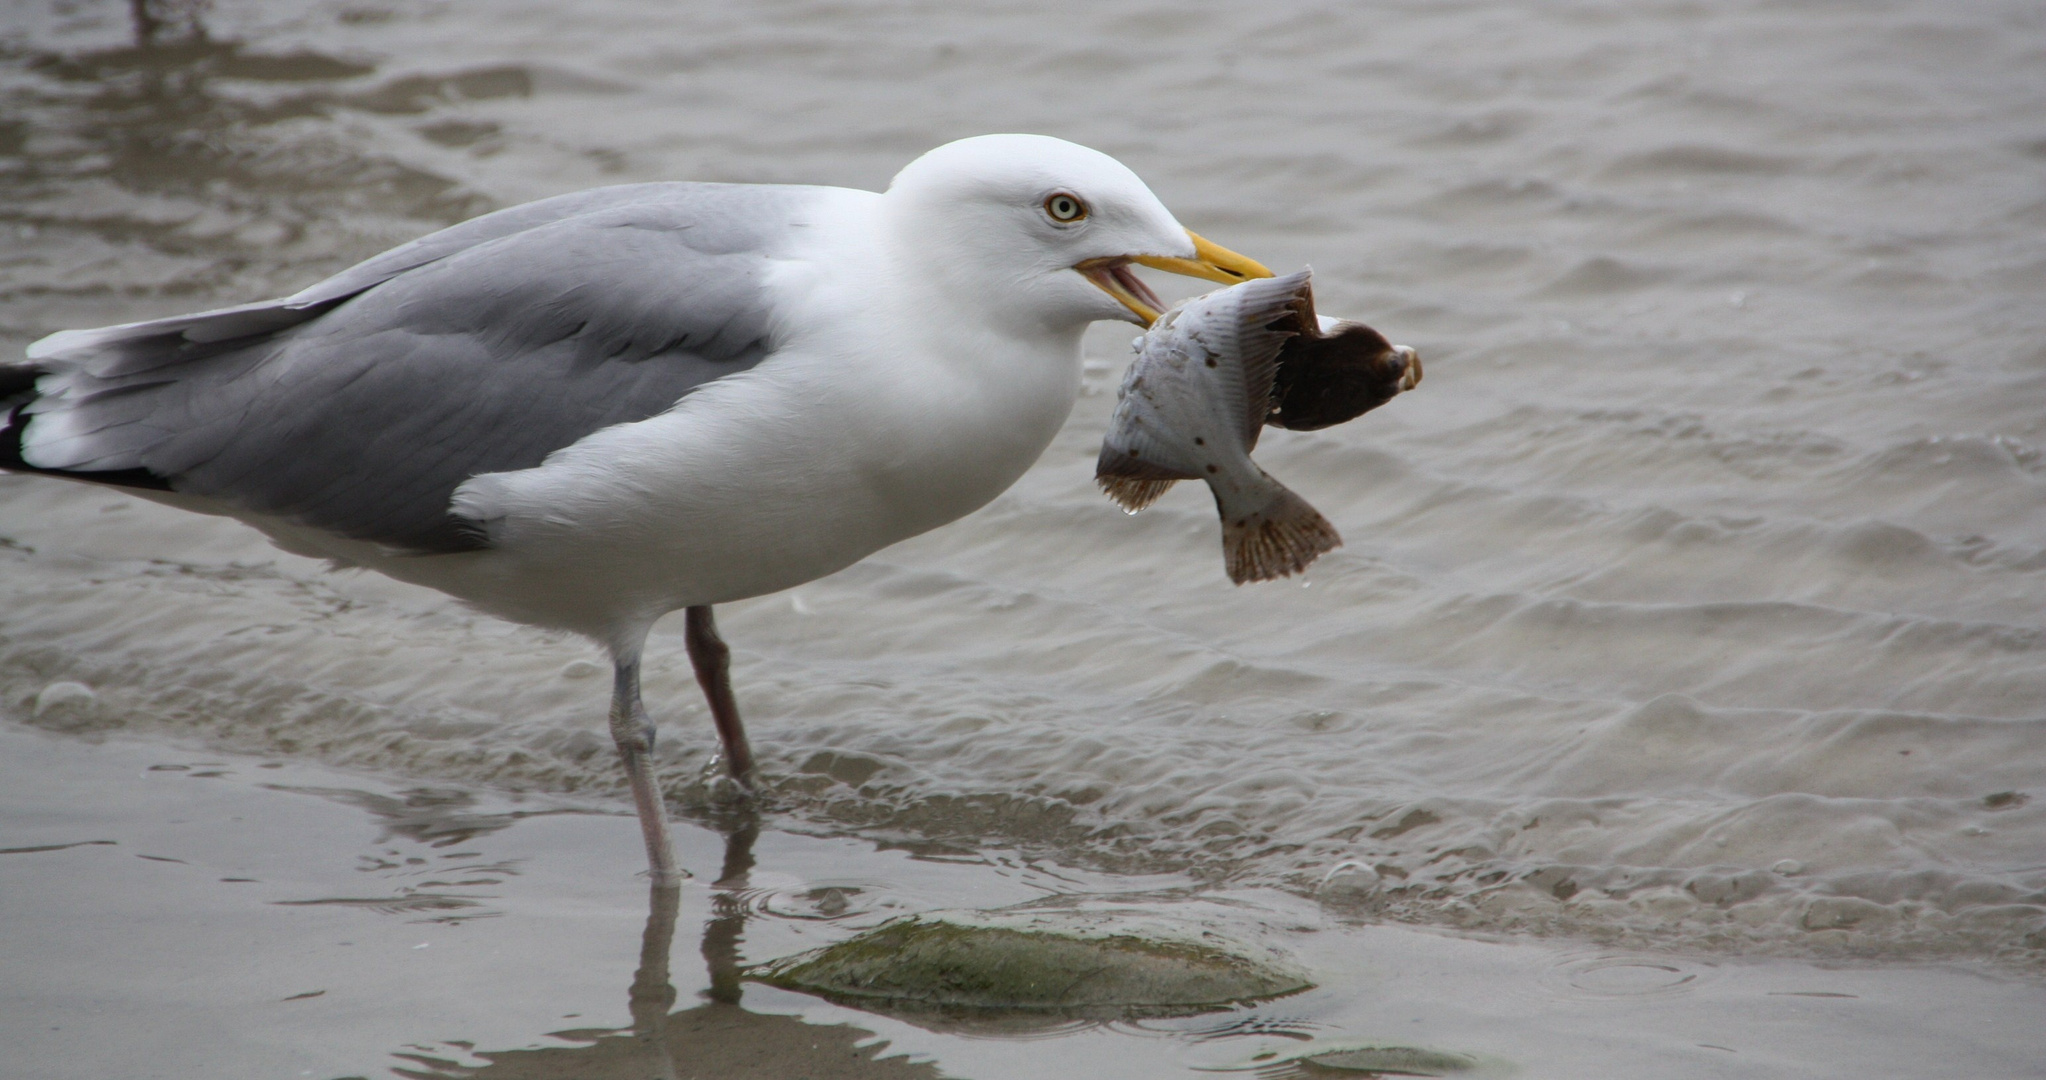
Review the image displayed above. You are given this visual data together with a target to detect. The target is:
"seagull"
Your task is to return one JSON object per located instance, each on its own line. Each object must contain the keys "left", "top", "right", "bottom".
{"left": 0, "top": 134, "right": 1271, "bottom": 885}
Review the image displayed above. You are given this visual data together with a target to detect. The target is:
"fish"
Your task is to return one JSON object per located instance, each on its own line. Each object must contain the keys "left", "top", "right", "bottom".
{"left": 1096, "top": 269, "right": 1420, "bottom": 584}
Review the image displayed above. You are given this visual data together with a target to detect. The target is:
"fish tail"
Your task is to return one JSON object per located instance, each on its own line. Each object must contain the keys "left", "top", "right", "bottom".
{"left": 1217, "top": 479, "right": 1342, "bottom": 584}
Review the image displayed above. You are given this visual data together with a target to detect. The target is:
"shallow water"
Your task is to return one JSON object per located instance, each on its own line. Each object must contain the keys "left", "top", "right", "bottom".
{"left": 3, "top": 0, "right": 2044, "bottom": 999}
{"left": 8, "top": 727, "right": 2044, "bottom": 1080}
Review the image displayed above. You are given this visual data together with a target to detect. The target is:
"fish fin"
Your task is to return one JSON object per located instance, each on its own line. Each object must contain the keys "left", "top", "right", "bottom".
{"left": 1217, "top": 480, "right": 1342, "bottom": 584}
{"left": 1096, "top": 443, "right": 1193, "bottom": 513}
{"left": 1226, "top": 271, "right": 1313, "bottom": 452}
{"left": 1098, "top": 475, "right": 1178, "bottom": 512}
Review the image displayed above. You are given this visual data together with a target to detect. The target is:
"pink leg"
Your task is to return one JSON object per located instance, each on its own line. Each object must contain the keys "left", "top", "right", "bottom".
{"left": 685, "top": 605, "right": 754, "bottom": 782}
{"left": 609, "top": 659, "right": 682, "bottom": 885}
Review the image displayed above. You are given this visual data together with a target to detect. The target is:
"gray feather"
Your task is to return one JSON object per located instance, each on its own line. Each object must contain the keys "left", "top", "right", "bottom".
{"left": 14, "top": 183, "right": 817, "bottom": 553}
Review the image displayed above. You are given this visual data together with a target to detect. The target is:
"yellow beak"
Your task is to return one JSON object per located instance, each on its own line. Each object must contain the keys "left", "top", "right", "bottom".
{"left": 1134, "top": 231, "right": 1274, "bottom": 287}
{"left": 1079, "top": 230, "right": 1274, "bottom": 325}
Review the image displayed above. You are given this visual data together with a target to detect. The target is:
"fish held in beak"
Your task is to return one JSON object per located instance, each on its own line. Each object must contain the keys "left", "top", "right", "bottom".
{"left": 1094, "top": 268, "right": 1419, "bottom": 584}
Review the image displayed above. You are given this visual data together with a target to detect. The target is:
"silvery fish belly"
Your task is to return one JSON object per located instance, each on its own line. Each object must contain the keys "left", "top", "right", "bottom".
{"left": 1097, "top": 270, "right": 1420, "bottom": 584}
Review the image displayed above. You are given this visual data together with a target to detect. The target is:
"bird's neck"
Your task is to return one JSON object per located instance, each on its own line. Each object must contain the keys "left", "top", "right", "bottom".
{"left": 769, "top": 192, "right": 1088, "bottom": 535}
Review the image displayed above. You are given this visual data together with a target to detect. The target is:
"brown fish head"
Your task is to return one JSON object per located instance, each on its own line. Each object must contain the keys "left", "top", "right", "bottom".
{"left": 1265, "top": 289, "right": 1421, "bottom": 431}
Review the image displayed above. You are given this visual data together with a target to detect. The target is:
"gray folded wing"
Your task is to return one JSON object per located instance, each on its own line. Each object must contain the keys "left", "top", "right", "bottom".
{"left": 14, "top": 182, "right": 815, "bottom": 553}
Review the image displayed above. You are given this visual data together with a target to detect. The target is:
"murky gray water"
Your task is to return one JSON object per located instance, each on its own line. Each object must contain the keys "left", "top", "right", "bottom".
{"left": 9, "top": 728, "right": 2044, "bottom": 1080}
{"left": 4, "top": 0, "right": 2044, "bottom": 988}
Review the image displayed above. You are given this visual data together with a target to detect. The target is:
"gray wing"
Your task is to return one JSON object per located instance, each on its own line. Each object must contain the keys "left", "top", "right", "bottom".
{"left": 11, "top": 182, "right": 820, "bottom": 553}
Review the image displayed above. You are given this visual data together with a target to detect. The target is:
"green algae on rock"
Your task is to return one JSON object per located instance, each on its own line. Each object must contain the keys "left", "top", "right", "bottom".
{"left": 1283, "top": 1044, "right": 1479, "bottom": 1075}
{"left": 747, "top": 909, "right": 1313, "bottom": 1013}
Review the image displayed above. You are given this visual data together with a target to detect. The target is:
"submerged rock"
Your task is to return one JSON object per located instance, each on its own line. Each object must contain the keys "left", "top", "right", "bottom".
{"left": 747, "top": 908, "right": 1312, "bottom": 1015}
{"left": 1268, "top": 1043, "right": 1479, "bottom": 1076}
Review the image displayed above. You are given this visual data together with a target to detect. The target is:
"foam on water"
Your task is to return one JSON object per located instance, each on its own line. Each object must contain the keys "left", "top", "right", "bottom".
{"left": 3, "top": 0, "right": 2044, "bottom": 968}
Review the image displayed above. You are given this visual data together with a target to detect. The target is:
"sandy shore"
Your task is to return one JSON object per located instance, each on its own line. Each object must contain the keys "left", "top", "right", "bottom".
{"left": 4, "top": 722, "right": 2042, "bottom": 1080}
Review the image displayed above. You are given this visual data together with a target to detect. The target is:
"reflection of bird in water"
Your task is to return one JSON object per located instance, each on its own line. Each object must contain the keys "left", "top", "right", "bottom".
{"left": 128, "top": 0, "right": 211, "bottom": 44}
{"left": 4, "top": 133, "right": 1271, "bottom": 885}
{"left": 389, "top": 818, "right": 942, "bottom": 1080}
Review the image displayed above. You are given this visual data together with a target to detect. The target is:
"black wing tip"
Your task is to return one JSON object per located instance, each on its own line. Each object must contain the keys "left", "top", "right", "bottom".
{"left": 0, "top": 363, "right": 37, "bottom": 402}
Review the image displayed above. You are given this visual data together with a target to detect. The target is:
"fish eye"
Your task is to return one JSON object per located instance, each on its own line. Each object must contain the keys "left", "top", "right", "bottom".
{"left": 1043, "top": 192, "right": 1088, "bottom": 223}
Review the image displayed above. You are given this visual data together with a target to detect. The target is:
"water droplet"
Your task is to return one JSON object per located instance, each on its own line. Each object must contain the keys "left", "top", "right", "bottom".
{"left": 1319, "top": 861, "right": 1382, "bottom": 908}
{"left": 34, "top": 681, "right": 95, "bottom": 715}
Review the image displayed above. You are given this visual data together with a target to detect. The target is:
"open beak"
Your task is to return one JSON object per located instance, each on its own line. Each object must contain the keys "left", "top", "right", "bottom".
{"left": 1078, "top": 231, "right": 1274, "bottom": 325}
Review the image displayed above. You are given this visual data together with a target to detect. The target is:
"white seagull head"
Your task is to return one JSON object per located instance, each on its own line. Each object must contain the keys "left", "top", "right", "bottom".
{"left": 882, "top": 134, "right": 1271, "bottom": 332}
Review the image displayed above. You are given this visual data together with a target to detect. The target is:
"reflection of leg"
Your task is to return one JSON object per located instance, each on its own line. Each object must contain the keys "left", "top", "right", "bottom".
{"left": 702, "top": 812, "right": 760, "bottom": 1005}
{"left": 629, "top": 883, "right": 682, "bottom": 1080}
{"left": 610, "top": 658, "right": 682, "bottom": 886}
{"left": 685, "top": 606, "right": 755, "bottom": 782}
{"left": 130, "top": 0, "right": 208, "bottom": 43}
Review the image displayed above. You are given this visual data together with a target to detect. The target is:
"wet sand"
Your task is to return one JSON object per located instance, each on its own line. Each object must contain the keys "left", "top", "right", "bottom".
{"left": 5, "top": 724, "right": 2041, "bottom": 1080}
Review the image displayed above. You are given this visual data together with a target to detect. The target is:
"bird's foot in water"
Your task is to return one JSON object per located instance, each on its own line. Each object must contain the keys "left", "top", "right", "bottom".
{"left": 641, "top": 863, "right": 694, "bottom": 885}
{"left": 694, "top": 753, "right": 756, "bottom": 807}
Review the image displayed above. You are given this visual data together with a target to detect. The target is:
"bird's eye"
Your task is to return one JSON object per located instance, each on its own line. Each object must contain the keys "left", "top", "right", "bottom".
{"left": 1044, "top": 193, "right": 1088, "bottom": 223}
